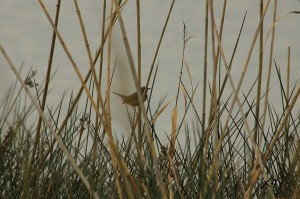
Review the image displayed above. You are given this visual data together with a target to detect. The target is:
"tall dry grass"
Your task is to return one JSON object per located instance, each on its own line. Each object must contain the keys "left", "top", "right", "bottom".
{"left": 1, "top": 0, "right": 300, "bottom": 198}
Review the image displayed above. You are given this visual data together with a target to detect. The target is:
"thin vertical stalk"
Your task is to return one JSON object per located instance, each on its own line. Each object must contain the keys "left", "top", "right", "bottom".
{"left": 175, "top": 23, "right": 186, "bottom": 107}
{"left": 254, "top": 0, "right": 264, "bottom": 151}
{"left": 145, "top": 0, "right": 176, "bottom": 89}
{"left": 201, "top": 0, "right": 208, "bottom": 136}
{"left": 170, "top": 22, "right": 187, "bottom": 162}
{"left": 93, "top": 0, "right": 107, "bottom": 164}
{"left": 286, "top": 47, "right": 290, "bottom": 104}
{"left": 217, "top": 11, "right": 247, "bottom": 106}
{"left": 251, "top": 0, "right": 264, "bottom": 191}
{"left": 208, "top": 0, "right": 219, "bottom": 195}
{"left": 260, "top": 0, "right": 277, "bottom": 146}
{"left": 136, "top": 0, "right": 142, "bottom": 148}
{"left": 98, "top": 0, "right": 107, "bottom": 91}
{"left": 106, "top": 0, "right": 113, "bottom": 144}
{"left": 284, "top": 46, "right": 291, "bottom": 164}
{"left": 215, "top": 0, "right": 227, "bottom": 68}
{"left": 28, "top": 0, "right": 61, "bottom": 194}
{"left": 107, "top": 1, "right": 124, "bottom": 198}
{"left": 73, "top": 0, "right": 102, "bottom": 112}
{"left": 201, "top": 1, "right": 209, "bottom": 196}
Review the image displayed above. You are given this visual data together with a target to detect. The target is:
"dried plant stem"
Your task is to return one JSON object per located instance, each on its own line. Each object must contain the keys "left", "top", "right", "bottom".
{"left": 250, "top": 0, "right": 267, "bottom": 195}
{"left": 207, "top": 0, "right": 220, "bottom": 194}
{"left": 215, "top": 0, "right": 227, "bottom": 63}
{"left": 28, "top": 0, "right": 61, "bottom": 191}
{"left": 73, "top": 0, "right": 101, "bottom": 102}
{"left": 217, "top": 11, "right": 247, "bottom": 105}
{"left": 93, "top": 0, "right": 107, "bottom": 164}
{"left": 146, "top": 0, "right": 176, "bottom": 89}
{"left": 284, "top": 46, "right": 291, "bottom": 160}
{"left": 106, "top": 2, "right": 124, "bottom": 198}
{"left": 170, "top": 22, "right": 186, "bottom": 161}
{"left": 201, "top": 0, "right": 208, "bottom": 136}
{"left": 136, "top": 0, "right": 142, "bottom": 148}
{"left": 201, "top": 1, "right": 209, "bottom": 195}
{"left": 253, "top": 0, "right": 264, "bottom": 144}
{"left": 260, "top": 0, "right": 277, "bottom": 146}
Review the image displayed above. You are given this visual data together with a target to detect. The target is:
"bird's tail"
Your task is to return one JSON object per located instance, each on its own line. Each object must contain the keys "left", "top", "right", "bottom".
{"left": 113, "top": 92, "right": 126, "bottom": 100}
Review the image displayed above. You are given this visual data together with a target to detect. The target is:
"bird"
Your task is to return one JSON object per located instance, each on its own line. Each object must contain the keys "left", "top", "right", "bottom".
{"left": 113, "top": 86, "right": 150, "bottom": 107}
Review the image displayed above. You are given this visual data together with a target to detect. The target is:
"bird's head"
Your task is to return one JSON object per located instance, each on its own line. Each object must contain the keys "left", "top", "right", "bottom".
{"left": 140, "top": 86, "right": 150, "bottom": 94}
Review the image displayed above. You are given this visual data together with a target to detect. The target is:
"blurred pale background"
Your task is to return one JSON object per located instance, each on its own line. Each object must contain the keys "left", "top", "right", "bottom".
{"left": 1, "top": 0, "right": 300, "bottom": 142}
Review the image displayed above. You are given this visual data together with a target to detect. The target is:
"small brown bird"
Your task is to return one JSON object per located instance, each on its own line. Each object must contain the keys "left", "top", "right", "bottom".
{"left": 113, "top": 86, "right": 150, "bottom": 106}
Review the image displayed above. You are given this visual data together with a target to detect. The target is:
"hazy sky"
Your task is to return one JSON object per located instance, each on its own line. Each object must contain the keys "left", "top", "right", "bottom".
{"left": 1, "top": 0, "right": 300, "bottom": 142}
